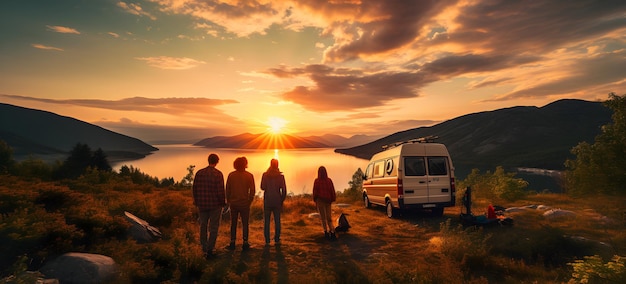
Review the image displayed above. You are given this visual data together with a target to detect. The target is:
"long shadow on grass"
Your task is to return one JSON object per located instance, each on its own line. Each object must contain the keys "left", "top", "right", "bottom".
{"left": 314, "top": 233, "right": 375, "bottom": 283}
{"left": 259, "top": 245, "right": 289, "bottom": 284}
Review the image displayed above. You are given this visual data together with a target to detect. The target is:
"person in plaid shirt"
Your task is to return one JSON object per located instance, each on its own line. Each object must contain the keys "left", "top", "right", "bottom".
{"left": 193, "top": 153, "right": 225, "bottom": 258}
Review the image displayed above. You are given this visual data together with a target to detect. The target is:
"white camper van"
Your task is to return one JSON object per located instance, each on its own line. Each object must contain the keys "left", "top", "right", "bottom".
{"left": 362, "top": 137, "right": 456, "bottom": 218}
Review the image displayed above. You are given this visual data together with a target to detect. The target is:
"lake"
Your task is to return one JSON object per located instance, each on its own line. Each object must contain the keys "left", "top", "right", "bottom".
{"left": 111, "top": 145, "right": 369, "bottom": 195}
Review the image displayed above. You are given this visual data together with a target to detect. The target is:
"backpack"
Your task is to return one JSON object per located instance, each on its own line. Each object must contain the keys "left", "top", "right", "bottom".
{"left": 335, "top": 213, "right": 351, "bottom": 232}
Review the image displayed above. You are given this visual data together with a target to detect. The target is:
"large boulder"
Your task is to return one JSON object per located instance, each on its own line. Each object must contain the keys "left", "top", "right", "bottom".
{"left": 40, "top": 252, "right": 119, "bottom": 284}
{"left": 124, "top": 211, "right": 162, "bottom": 243}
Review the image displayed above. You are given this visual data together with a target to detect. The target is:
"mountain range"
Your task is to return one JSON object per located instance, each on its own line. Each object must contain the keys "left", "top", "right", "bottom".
{"left": 194, "top": 133, "right": 383, "bottom": 149}
{"left": 335, "top": 99, "right": 612, "bottom": 173}
{"left": 1, "top": 99, "right": 612, "bottom": 175}
{"left": 0, "top": 103, "right": 158, "bottom": 162}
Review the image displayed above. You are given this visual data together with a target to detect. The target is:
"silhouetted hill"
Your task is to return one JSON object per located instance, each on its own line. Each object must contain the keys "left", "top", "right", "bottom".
{"left": 194, "top": 133, "right": 329, "bottom": 149}
{"left": 0, "top": 103, "right": 158, "bottom": 162}
{"left": 303, "top": 133, "right": 383, "bottom": 147}
{"left": 335, "top": 99, "right": 612, "bottom": 173}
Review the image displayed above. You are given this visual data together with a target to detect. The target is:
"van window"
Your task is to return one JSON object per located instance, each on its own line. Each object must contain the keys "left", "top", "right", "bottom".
{"left": 427, "top": 157, "right": 448, "bottom": 176}
{"left": 364, "top": 164, "right": 373, "bottom": 179}
{"left": 404, "top": 157, "right": 426, "bottom": 176}
{"left": 373, "top": 161, "right": 385, "bottom": 178}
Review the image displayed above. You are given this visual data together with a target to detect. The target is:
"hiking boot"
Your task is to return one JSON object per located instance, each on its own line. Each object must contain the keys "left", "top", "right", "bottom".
{"left": 242, "top": 242, "right": 250, "bottom": 251}
{"left": 330, "top": 232, "right": 337, "bottom": 241}
{"left": 205, "top": 251, "right": 216, "bottom": 260}
{"left": 228, "top": 241, "right": 236, "bottom": 251}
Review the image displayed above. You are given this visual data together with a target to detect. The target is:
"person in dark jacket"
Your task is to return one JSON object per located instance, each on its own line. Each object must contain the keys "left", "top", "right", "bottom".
{"left": 225, "top": 156, "right": 256, "bottom": 250}
{"left": 192, "top": 153, "right": 225, "bottom": 258}
{"left": 260, "top": 159, "right": 287, "bottom": 246}
{"left": 312, "top": 166, "right": 337, "bottom": 240}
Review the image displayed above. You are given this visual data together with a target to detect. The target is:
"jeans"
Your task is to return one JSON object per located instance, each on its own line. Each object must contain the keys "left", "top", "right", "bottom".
{"left": 264, "top": 205, "right": 282, "bottom": 243}
{"left": 198, "top": 207, "right": 222, "bottom": 253}
{"left": 316, "top": 200, "right": 334, "bottom": 233}
{"left": 230, "top": 205, "right": 250, "bottom": 242}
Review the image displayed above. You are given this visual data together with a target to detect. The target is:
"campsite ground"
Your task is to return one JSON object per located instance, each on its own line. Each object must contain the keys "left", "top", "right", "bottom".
{"left": 181, "top": 194, "right": 625, "bottom": 283}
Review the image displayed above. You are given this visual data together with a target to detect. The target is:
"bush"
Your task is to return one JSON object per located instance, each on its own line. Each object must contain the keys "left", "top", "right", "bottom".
{"left": 439, "top": 219, "right": 491, "bottom": 270}
{"left": 458, "top": 166, "right": 528, "bottom": 202}
{"left": 568, "top": 255, "right": 626, "bottom": 283}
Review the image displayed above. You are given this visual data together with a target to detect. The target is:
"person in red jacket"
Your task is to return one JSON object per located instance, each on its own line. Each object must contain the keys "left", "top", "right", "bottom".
{"left": 312, "top": 166, "right": 337, "bottom": 240}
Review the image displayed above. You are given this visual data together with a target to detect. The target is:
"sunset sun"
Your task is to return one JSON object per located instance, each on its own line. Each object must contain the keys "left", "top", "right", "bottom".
{"left": 267, "top": 117, "right": 288, "bottom": 134}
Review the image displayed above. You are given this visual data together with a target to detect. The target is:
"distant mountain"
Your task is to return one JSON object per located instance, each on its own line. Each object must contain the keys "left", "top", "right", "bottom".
{"left": 303, "top": 134, "right": 383, "bottom": 147}
{"left": 194, "top": 133, "right": 329, "bottom": 149}
{"left": 335, "top": 99, "right": 612, "bottom": 173}
{"left": 0, "top": 103, "right": 158, "bottom": 162}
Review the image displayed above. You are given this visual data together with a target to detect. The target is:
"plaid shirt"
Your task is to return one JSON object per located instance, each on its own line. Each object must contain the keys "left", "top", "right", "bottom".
{"left": 192, "top": 165, "right": 226, "bottom": 210}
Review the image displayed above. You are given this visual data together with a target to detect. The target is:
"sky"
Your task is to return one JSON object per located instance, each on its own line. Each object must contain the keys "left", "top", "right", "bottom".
{"left": 1, "top": 0, "right": 625, "bottom": 143}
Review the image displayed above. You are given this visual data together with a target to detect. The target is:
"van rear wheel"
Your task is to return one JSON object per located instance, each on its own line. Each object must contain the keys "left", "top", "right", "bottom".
{"left": 363, "top": 195, "right": 371, "bottom": 208}
{"left": 386, "top": 200, "right": 395, "bottom": 218}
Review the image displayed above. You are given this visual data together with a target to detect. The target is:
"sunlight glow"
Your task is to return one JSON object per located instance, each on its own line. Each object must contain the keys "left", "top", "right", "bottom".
{"left": 267, "top": 117, "right": 288, "bottom": 134}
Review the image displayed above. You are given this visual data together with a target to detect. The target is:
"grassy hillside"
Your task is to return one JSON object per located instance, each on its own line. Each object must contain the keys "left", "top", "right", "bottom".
{"left": 2, "top": 174, "right": 624, "bottom": 283}
{"left": 336, "top": 99, "right": 612, "bottom": 172}
{"left": 0, "top": 103, "right": 158, "bottom": 161}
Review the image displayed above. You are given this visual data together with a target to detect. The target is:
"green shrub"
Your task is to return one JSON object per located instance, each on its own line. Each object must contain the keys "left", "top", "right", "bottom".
{"left": 568, "top": 255, "right": 626, "bottom": 283}
{"left": 439, "top": 219, "right": 491, "bottom": 270}
{"left": 458, "top": 166, "right": 528, "bottom": 202}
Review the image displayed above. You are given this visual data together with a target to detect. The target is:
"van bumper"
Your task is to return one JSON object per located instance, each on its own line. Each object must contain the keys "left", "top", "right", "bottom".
{"left": 398, "top": 199, "right": 455, "bottom": 210}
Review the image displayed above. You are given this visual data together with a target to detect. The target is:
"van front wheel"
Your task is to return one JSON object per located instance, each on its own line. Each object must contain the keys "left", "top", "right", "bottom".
{"left": 364, "top": 195, "right": 371, "bottom": 208}
{"left": 386, "top": 200, "right": 395, "bottom": 218}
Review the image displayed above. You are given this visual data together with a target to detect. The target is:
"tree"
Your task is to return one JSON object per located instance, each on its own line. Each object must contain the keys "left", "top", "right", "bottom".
{"left": 458, "top": 166, "right": 528, "bottom": 202}
{"left": 91, "top": 148, "right": 112, "bottom": 172}
{"left": 0, "top": 140, "right": 15, "bottom": 174}
{"left": 565, "top": 93, "right": 626, "bottom": 195}
{"left": 55, "top": 143, "right": 112, "bottom": 179}
{"left": 180, "top": 165, "right": 195, "bottom": 188}
{"left": 343, "top": 168, "right": 364, "bottom": 200}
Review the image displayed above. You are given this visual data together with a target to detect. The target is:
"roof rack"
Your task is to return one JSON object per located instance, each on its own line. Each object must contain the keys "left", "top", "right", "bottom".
{"left": 382, "top": 135, "right": 439, "bottom": 150}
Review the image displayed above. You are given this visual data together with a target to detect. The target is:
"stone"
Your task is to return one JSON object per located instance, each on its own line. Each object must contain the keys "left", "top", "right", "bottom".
{"left": 543, "top": 208, "right": 576, "bottom": 219}
{"left": 40, "top": 252, "right": 119, "bottom": 284}
{"left": 124, "top": 211, "right": 162, "bottom": 243}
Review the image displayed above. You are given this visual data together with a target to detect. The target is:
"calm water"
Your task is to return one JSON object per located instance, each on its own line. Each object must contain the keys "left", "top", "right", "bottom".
{"left": 111, "top": 145, "right": 368, "bottom": 195}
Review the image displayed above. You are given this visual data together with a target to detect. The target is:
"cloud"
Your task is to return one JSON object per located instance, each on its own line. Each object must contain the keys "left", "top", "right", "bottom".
{"left": 265, "top": 64, "right": 432, "bottom": 112}
{"left": 152, "top": 0, "right": 289, "bottom": 37}
{"left": 107, "top": 32, "right": 120, "bottom": 38}
{"left": 117, "top": 1, "right": 157, "bottom": 20}
{"left": 487, "top": 51, "right": 626, "bottom": 101}
{"left": 46, "top": 25, "right": 80, "bottom": 34}
{"left": 31, "top": 44, "right": 64, "bottom": 51}
{"left": 135, "top": 56, "right": 206, "bottom": 70}
{"left": 95, "top": 119, "right": 228, "bottom": 143}
{"left": 0, "top": 94, "right": 238, "bottom": 116}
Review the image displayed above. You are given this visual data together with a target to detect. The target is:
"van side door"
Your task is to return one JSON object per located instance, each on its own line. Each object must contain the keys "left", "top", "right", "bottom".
{"left": 426, "top": 157, "right": 451, "bottom": 203}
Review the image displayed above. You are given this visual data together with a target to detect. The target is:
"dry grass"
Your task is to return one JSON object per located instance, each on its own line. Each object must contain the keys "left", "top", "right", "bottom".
{"left": 2, "top": 175, "right": 625, "bottom": 283}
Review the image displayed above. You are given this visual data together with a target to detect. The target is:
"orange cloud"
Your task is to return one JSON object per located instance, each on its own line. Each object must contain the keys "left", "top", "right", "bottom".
{"left": 46, "top": 25, "right": 80, "bottom": 34}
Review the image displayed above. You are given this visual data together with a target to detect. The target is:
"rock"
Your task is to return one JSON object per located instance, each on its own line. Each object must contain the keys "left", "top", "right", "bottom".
{"left": 505, "top": 207, "right": 529, "bottom": 213}
{"left": 124, "top": 211, "right": 162, "bottom": 243}
{"left": 536, "top": 205, "right": 551, "bottom": 210}
{"left": 308, "top": 212, "right": 320, "bottom": 218}
{"left": 40, "top": 252, "right": 119, "bottom": 284}
{"left": 543, "top": 209, "right": 576, "bottom": 219}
